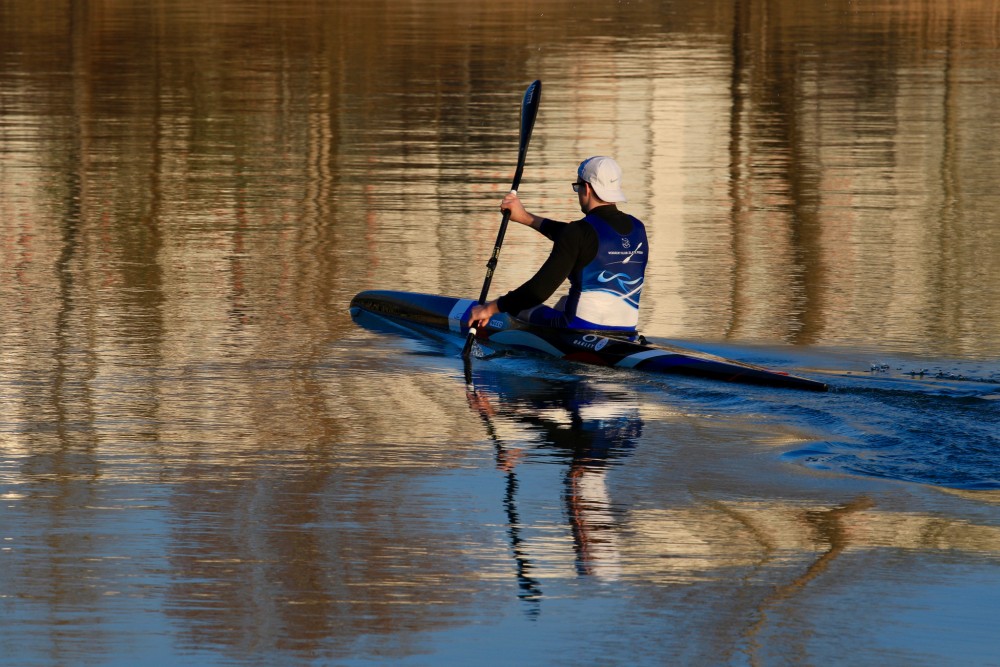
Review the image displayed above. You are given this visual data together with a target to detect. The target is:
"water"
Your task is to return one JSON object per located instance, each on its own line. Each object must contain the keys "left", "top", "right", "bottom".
{"left": 2, "top": 0, "right": 1000, "bottom": 665}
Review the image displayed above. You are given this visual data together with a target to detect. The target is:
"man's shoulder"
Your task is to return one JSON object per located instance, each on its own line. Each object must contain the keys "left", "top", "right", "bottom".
{"left": 564, "top": 217, "right": 599, "bottom": 239}
{"left": 542, "top": 218, "right": 596, "bottom": 256}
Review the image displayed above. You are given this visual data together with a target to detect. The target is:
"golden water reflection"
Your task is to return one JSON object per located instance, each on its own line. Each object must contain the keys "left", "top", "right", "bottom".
{"left": 2, "top": 0, "right": 999, "bottom": 360}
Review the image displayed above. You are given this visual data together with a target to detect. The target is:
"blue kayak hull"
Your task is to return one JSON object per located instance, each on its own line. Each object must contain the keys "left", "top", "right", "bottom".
{"left": 350, "top": 290, "right": 828, "bottom": 392}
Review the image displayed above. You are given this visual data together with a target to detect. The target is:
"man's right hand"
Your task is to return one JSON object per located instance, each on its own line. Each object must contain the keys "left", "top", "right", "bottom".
{"left": 501, "top": 191, "right": 534, "bottom": 226}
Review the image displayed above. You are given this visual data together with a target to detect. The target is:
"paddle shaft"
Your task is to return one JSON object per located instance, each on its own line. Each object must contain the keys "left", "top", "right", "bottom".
{"left": 476, "top": 196, "right": 513, "bottom": 302}
{"left": 462, "top": 80, "right": 541, "bottom": 359}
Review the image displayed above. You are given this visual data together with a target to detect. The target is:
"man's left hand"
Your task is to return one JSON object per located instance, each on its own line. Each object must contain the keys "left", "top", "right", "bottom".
{"left": 468, "top": 300, "right": 500, "bottom": 329}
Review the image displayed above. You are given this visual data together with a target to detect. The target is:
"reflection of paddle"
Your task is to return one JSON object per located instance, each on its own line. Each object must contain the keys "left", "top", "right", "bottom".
{"left": 462, "top": 80, "right": 542, "bottom": 359}
{"left": 463, "top": 365, "right": 543, "bottom": 614}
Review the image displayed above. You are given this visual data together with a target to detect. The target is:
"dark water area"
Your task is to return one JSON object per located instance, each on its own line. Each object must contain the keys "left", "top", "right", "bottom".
{"left": 3, "top": 1, "right": 1000, "bottom": 665}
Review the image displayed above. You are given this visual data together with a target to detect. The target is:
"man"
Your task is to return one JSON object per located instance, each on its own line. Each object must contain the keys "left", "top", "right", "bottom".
{"left": 468, "top": 156, "right": 648, "bottom": 333}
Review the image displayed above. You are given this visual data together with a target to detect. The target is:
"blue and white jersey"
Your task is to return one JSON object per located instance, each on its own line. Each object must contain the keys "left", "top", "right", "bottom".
{"left": 565, "top": 213, "right": 647, "bottom": 329}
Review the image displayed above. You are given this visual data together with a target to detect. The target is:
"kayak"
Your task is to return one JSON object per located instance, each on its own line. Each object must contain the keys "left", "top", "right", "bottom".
{"left": 349, "top": 290, "right": 828, "bottom": 392}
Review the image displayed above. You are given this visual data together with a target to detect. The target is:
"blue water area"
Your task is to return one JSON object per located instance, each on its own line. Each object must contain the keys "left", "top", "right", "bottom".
{"left": 779, "top": 371, "right": 1000, "bottom": 490}
{"left": 642, "top": 337, "right": 1000, "bottom": 490}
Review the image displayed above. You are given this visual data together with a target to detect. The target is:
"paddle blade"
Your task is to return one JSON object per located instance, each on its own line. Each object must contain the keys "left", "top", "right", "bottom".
{"left": 519, "top": 80, "right": 541, "bottom": 157}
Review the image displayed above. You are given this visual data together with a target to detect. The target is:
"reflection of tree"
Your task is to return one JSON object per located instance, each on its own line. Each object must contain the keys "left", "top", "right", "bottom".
{"left": 464, "top": 365, "right": 643, "bottom": 613}
{"left": 739, "top": 496, "right": 875, "bottom": 664}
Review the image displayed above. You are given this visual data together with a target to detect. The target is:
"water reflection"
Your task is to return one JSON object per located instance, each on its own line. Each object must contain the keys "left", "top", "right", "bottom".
{"left": 464, "top": 366, "right": 642, "bottom": 612}
{"left": 3, "top": 0, "right": 1000, "bottom": 663}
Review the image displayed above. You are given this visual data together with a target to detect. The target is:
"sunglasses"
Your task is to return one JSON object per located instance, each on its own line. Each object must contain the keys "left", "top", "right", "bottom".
{"left": 572, "top": 181, "right": 588, "bottom": 193}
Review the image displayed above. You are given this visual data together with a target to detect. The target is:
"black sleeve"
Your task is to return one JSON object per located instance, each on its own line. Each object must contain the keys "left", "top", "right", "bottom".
{"left": 538, "top": 218, "right": 568, "bottom": 242}
{"left": 495, "top": 221, "right": 590, "bottom": 315}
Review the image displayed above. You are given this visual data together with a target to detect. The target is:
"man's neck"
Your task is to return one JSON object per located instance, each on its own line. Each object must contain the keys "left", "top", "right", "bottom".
{"left": 582, "top": 200, "right": 614, "bottom": 214}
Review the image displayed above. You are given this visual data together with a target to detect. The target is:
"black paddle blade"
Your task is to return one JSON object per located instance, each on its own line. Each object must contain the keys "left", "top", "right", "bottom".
{"left": 518, "top": 80, "right": 541, "bottom": 162}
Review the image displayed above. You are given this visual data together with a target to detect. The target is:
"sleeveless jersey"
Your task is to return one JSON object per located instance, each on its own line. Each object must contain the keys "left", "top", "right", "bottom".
{"left": 563, "top": 212, "right": 648, "bottom": 329}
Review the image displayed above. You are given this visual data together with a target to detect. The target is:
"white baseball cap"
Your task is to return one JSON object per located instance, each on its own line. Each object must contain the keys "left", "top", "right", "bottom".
{"left": 578, "top": 156, "right": 627, "bottom": 203}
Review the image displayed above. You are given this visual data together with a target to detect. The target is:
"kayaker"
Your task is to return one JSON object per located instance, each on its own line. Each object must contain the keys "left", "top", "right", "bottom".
{"left": 468, "top": 156, "right": 648, "bottom": 333}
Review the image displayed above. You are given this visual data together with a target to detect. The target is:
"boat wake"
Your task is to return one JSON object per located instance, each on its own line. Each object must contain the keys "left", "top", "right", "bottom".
{"left": 779, "top": 365, "right": 999, "bottom": 491}
{"left": 637, "top": 342, "right": 1000, "bottom": 491}
{"left": 540, "top": 346, "right": 997, "bottom": 491}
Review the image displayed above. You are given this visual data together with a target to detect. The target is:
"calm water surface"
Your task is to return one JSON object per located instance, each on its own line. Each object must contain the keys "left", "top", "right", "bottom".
{"left": 2, "top": 1, "right": 1000, "bottom": 665}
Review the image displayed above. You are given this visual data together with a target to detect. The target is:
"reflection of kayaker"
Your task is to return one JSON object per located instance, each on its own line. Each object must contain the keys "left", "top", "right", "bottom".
{"left": 464, "top": 370, "right": 641, "bottom": 591}
{"left": 465, "top": 367, "right": 641, "bottom": 463}
{"left": 567, "top": 462, "right": 621, "bottom": 580}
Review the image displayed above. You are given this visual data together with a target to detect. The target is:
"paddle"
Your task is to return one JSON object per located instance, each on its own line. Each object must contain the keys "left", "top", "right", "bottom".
{"left": 461, "top": 79, "right": 542, "bottom": 359}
